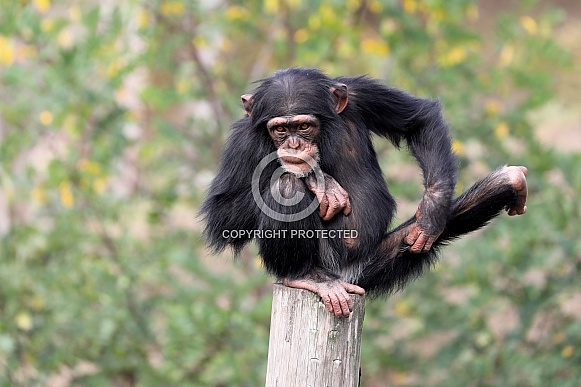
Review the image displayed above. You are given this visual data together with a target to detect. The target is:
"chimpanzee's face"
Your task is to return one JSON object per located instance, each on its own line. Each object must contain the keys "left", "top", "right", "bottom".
{"left": 266, "top": 114, "right": 320, "bottom": 177}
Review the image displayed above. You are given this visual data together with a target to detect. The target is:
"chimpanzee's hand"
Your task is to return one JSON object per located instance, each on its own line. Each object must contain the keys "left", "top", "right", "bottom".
{"left": 403, "top": 203, "right": 444, "bottom": 254}
{"left": 304, "top": 173, "right": 351, "bottom": 221}
{"left": 404, "top": 224, "right": 442, "bottom": 253}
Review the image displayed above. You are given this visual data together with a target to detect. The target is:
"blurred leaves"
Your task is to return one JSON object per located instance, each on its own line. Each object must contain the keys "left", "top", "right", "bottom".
{"left": 0, "top": 0, "right": 580, "bottom": 386}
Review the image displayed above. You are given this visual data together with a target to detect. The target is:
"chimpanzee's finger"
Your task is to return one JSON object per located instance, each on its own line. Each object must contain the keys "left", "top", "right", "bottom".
{"left": 343, "top": 197, "right": 352, "bottom": 215}
{"left": 336, "top": 290, "right": 352, "bottom": 317}
{"left": 410, "top": 233, "right": 429, "bottom": 253}
{"left": 404, "top": 225, "right": 421, "bottom": 246}
{"left": 422, "top": 236, "right": 436, "bottom": 253}
{"left": 341, "top": 281, "right": 365, "bottom": 295}
{"left": 329, "top": 293, "right": 345, "bottom": 317}
{"left": 335, "top": 190, "right": 351, "bottom": 216}
{"left": 323, "top": 192, "right": 341, "bottom": 221}
{"left": 318, "top": 193, "right": 330, "bottom": 218}
{"left": 322, "top": 293, "right": 334, "bottom": 314}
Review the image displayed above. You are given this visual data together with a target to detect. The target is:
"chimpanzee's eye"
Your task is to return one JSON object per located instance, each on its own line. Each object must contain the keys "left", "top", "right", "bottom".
{"left": 275, "top": 126, "right": 286, "bottom": 133}
{"left": 299, "top": 123, "right": 310, "bottom": 130}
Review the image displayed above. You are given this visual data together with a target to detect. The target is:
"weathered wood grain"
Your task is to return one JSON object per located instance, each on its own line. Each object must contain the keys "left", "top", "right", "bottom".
{"left": 265, "top": 284, "right": 365, "bottom": 387}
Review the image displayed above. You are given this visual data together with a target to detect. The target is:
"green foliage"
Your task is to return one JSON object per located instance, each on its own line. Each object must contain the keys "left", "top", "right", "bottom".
{"left": 0, "top": 0, "right": 579, "bottom": 385}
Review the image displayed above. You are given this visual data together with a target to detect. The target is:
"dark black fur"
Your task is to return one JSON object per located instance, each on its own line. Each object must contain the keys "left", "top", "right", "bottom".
{"left": 200, "top": 68, "right": 520, "bottom": 296}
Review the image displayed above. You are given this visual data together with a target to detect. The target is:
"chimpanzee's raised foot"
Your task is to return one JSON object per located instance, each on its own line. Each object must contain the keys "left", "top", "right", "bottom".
{"left": 504, "top": 165, "right": 528, "bottom": 216}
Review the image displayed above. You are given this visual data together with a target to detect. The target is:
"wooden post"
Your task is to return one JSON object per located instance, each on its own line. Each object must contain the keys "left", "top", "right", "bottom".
{"left": 265, "top": 284, "right": 365, "bottom": 387}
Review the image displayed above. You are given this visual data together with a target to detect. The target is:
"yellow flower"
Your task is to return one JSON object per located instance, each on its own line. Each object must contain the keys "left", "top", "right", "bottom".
{"left": 499, "top": 45, "right": 514, "bottom": 67}
{"left": 106, "top": 58, "right": 126, "bottom": 79}
{"left": 439, "top": 46, "right": 467, "bottom": 67}
{"left": 160, "top": 1, "right": 185, "bottom": 16}
{"left": 57, "top": 29, "right": 74, "bottom": 49}
{"left": 308, "top": 15, "right": 321, "bottom": 30}
{"left": 40, "top": 18, "right": 55, "bottom": 33}
{"left": 69, "top": 5, "right": 82, "bottom": 22}
{"left": 294, "top": 29, "right": 309, "bottom": 44}
{"left": 561, "top": 345, "right": 574, "bottom": 358}
{"left": 264, "top": 0, "right": 279, "bottom": 14}
{"left": 429, "top": 7, "right": 444, "bottom": 22}
{"left": 402, "top": 0, "right": 417, "bottom": 14}
{"left": 286, "top": 0, "right": 301, "bottom": 9}
{"left": 494, "top": 122, "right": 509, "bottom": 139}
{"left": 39, "top": 111, "right": 53, "bottom": 126}
{"left": 319, "top": 4, "right": 335, "bottom": 24}
{"left": 484, "top": 100, "right": 501, "bottom": 117}
{"left": 225, "top": 5, "right": 249, "bottom": 21}
{"left": 192, "top": 36, "right": 206, "bottom": 48}
{"left": 30, "top": 295, "right": 44, "bottom": 310}
{"left": 176, "top": 79, "right": 190, "bottom": 94}
{"left": 0, "top": 36, "right": 15, "bottom": 66}
{"left": 93, "top": 178, "right": 108, "bottom": 195}
{"left": 137, "top": 9, "right": 150, "bottom": 29}
{"left": 448, "top": 46, "right": 467, "bottom": 63}
{"left": 33, "top": 0, "right": 50, "bottom": 14}
{"left": 16, "top": 312, "right": 33, "bottom": 331}
{"left": 452, "top": 139, "right": 465, "bottom": 156}
{"left": 520, "top": 16, "right": 538, "bottom": 35}
{"left": 59, "top": 181, "right": 74, "bottom": 208}
{"left": 368, "top": 0, "right": 382, "bottom": 13}
{"left": 394, "top": 300, "right": 411, "bottom": 316}
{"left": 31, "top": 185, "right": 46, "bottom": 204}
{"left": 361, "top": 38, "right": 390, "bottom": 56}
{"left": 78, "top": 159, "right": 102, "bottom": 175}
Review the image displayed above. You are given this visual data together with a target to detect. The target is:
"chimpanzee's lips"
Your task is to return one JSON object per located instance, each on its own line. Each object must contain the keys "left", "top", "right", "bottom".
{"left": 278, "top": 150, "right": 315, "bottom": 165}
{"left": 281, "top": 156, "right": 305, "bottom": 164}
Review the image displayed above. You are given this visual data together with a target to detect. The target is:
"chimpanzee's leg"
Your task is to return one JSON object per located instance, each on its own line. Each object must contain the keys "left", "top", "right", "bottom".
{"left": 355, "top": 166, "right": 528, "bottom": 294}
{"left": 443, "top": 166, "right": 527, "bottom": 238}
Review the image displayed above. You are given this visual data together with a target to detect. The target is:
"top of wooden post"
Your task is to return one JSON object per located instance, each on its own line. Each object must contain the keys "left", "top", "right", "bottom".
{"left": 266, "top": 284, "right": 365, "bottom": 387}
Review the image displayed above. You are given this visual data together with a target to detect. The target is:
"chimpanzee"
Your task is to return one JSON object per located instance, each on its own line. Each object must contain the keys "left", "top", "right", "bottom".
{"left": 201, "top": 68, "right": 528, "bottom": 317}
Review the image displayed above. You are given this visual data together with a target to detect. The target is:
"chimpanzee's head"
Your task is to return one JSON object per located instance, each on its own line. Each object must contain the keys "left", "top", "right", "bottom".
{"left": 241, "top": 68, "right": 348, "bottom": 176}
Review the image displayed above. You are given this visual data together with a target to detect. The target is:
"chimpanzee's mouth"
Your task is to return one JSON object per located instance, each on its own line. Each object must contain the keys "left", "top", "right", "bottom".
{"left": 280, "top": 156, "right": 306, "bottom": 165}
{"left": 278, "top": 150, "right": 317, "bottom": 165}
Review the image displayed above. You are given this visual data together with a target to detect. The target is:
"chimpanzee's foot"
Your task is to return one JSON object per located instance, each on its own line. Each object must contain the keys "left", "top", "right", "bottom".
{"left": 505, "top": 166, "right": 528, "bottom": 216}
{"left": 282, "top": 277, "right": 365, "bottom": 317}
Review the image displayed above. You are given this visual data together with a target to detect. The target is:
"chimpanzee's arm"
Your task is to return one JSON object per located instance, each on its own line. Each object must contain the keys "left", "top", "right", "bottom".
{"left": 337, "top": 76, "right": 457, "bottom": 252}
{"left": 200, "top": 118, "right": 262, "bottom": 254}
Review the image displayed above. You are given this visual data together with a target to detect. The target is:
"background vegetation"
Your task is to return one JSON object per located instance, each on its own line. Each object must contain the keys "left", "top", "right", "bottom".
{"left": 1, "top": 0, "right": 580, "bottom": 385}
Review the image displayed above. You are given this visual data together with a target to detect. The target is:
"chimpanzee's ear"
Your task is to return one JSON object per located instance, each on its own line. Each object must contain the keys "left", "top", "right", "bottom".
{"left": 329, "top": 83, "right": 348, "bottom": 114}
{"left": 241, "top": 94, "right": 254, "bottom": 116}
